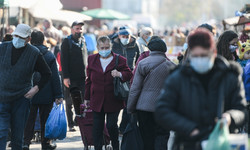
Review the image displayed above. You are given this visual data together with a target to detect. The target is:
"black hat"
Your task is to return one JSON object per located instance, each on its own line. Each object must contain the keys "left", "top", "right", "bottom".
{"left": 71, "top": 21, "right": 84, "bottom": 28}
{"left": 198, "top": 23, "right": 213, "bottom": 33}
{"left": 147, "top": 37, "right": 167, "bottom": 52}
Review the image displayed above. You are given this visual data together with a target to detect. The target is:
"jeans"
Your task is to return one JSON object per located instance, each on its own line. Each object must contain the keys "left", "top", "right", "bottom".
{"left": 23, "top": 103, "right": 53, "bottom": 146}
{"left": 0, "top": 96, "right": 31, "bottom": 150}
{"left": 93, "top": 110, "right": 120, "bottom": 150}
{"left": 137, "top": 110, "right": 170, "bottom": 150}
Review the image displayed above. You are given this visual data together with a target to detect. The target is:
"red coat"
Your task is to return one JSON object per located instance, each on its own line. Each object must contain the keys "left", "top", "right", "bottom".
{"left": 85, "top": 52, "right": 133, "bottom": 112}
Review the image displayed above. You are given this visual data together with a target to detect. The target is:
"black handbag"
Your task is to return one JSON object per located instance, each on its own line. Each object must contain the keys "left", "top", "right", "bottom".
{"left": 113, "top": 54, "right": 130, "bottom": 100}
{"left": 121, "top": 114, "right": 144, "bottom": 150}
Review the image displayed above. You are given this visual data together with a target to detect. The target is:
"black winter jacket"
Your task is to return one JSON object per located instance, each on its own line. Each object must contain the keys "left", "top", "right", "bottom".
{"left": 112, "top": 36, "right": 140, "bottom": 70}
{"left": 61, "top": 35, "right": 87, "bottom": 83}
{"left": 155, "top": 56, "right": 247, "bottom": 143}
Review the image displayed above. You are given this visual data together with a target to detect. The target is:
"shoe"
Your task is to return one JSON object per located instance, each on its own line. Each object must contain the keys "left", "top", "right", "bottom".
{"left": 22, "top": 144, "right": 29, "bottom": 150}
{"left": 69, "top": 127, "right": 76, "bottom": 132}
{"left": 42, "top": 144, "right": 57, "bottom": 150}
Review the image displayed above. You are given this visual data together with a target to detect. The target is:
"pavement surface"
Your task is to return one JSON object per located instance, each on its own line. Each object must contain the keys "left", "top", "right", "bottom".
{"left": 6, "top": 108, "right": 174, "bottom": 150}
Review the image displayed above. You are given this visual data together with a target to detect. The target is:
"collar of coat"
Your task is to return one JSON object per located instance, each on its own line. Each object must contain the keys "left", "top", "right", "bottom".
{"left": 173, "top": 55, "right": 243, "bottom": 77}
{"left": 113, "top": 36, "right": 138, "bottom": 49}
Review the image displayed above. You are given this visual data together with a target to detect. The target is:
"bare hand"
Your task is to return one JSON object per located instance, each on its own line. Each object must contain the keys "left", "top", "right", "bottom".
{"left": 84, "top": 100, "right": 90, "bottom": 108}
{"left": 24, "top": 85, "right": 39, "bottom": 99}
{"left": 220, "top": 113, "right": 231, "bottom": 128}
{"left": 190, "top": 129, "right": 200, "bottom": 137}
{"left": 64, "top": 78, "right": 71, "bottom": 88}
{"left": 215, "top": 113, "right": 231, "bottom": 129}
{"left": 111, "top": 69, "right": 121, "bottom": 78}
{"left": 55, "top": 98, "right": 63, "bottom": 105}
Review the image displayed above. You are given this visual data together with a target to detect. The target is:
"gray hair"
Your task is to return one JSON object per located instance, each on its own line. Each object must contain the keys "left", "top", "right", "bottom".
{"left": 140, "top": 27, "right": 153, "bottom": 37}
{"left": 97, "top": 36, "right": 111, "bottom": 47}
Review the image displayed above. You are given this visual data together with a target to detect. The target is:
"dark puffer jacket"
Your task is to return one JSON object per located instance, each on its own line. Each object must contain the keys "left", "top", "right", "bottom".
{"left": 155, "top": 56, "right": 247, "bottom": 144}
{"left": 112, "top": 36, "right": 140, "bottom": 70}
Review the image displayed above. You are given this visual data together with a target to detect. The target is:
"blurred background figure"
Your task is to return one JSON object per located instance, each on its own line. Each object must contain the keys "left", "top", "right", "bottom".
{"left": 7, "top": 25, "right": 16, "bottom": 34}
{"left": 240, "top": 30, "right": 250, "bottom": 43}
{"left": 108, "top": 26, "right": 119, "bottom": 42}
{"left": 43, "top": 19, "right": 62, "bottom": 44}
{"left": 137, "top": 27, "right": 153, "bottom": 53}
{"left": 84, "top": 27, "right": 98, "bottom": 55}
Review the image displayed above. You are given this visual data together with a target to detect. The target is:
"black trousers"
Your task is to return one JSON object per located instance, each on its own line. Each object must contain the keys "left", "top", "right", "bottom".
{"left": 69, "top": 81, "right": 85, "bottom": 115}
{"left": 64, "top": 86, "right": 75, "bottom": 128}
{"left": 119, "top": 107, "right": 130, "bottom": 134}
{"left": 23, "top": 103, "right": 53, "bottom": 146}
{"left": 137, "top": 110, "right": 170, "bottom": 150}
{"left": 93, "top": 110, "right": 120, "bottom": 150}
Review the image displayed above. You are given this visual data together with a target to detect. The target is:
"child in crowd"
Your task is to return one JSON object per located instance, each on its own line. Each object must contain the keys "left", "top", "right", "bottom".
{"left": 238, "top": 40, "right": 250, "bottom": 67}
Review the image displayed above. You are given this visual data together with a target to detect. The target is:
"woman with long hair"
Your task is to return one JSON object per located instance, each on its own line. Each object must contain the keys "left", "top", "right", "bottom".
{"left": 217, "top": 30, "right": 239, "bottom": 61}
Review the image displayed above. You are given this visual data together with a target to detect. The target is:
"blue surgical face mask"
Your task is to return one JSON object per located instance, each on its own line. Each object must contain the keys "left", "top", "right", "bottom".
{"left": 146, "top": 36, "right": 151, "bottom": 43}
{"left": 190, "top": 56, "right": 214, "bottom": 74}
{"left": 12, "top": 37, "right": 26, "bottom": 49}
{"left": 99, "top": 49, "right": 111, "bottom": 58}
{"left": 229, "top": 45, "right": 238, "bottom": 52}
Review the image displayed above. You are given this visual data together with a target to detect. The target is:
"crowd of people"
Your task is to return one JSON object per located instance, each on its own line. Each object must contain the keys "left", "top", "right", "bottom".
{"left": 0, "top": 18, "right": 250, "bottom": 150}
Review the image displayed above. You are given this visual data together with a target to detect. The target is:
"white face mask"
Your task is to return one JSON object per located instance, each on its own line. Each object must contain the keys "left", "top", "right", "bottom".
{"left": 12, "top": 37, "right": 26, "bottom": 49}
{"left": 120, "top": 38, "right": 129, "bottom": 45}
{"left": 190, "top": 56, "right": 214, "bottom": 74}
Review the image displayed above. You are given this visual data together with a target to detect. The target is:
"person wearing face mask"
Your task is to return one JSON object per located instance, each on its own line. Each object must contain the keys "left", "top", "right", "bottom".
{"left": 112, "top": 26, "right": 140, "bottom": 134}
{"left": 85, "top": 36, "right": 132, "bottom": 150}
{"left": 112, "top": 26, "right": 140, "bottom": 71}
{"left": 155, "top": 28, "right": 247, "bottom": 150}
{"left": 0, "top": 24, "right": 52, "bottom": 150}
{"left": 137, "top": 27, "right": 153, "bottom": 53}
{"left": 217, "top": 30, "right": 239, "bottom": 61}
{"left": 61, "top": 21, "right": 88, "bottom": 131}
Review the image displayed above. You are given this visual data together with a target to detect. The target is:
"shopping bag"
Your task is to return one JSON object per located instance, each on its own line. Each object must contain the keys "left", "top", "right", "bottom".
{"left": 121, "top": 114, "right": 144, "bottom": 150}
{"left": 45, "top": 103, "right": 67, "bottom": 140}
{"left": 204, "top": 120, "right": 231, "bottom": 150}
{"left": 229, "top": 134, "right": 248, "bottom": 150}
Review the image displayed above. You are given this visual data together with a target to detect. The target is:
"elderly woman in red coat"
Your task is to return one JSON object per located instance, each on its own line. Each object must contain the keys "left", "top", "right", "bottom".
{"left": 85, "top": 36, "right": 132, "bottom": 150}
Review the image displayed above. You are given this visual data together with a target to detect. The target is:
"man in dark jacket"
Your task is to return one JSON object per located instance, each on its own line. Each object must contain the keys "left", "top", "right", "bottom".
{"left": 112, "top": 26, "right": 140, "bottom": 134}
{"left": 155, "top": 29, "right": 247, "bottom": 150}
{"left": 0, "top": 24, "right": 51, "bottom": 150}
{"left": 23, "top": 31, "right": 63, "bottom": 150}
{"left": 61, "top": 21, "right": 87, "bottom": 118}
{"left": 112, "top": 26, "right": 140, "bottom": 71}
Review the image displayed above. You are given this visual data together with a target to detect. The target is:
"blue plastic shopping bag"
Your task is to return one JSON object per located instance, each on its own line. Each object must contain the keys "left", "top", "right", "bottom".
{"left": 45, "top": 103, "right": 67, "bottom": 140}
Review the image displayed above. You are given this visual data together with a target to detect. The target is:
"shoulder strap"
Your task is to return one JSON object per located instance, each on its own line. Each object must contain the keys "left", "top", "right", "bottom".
{"left": 115, "top": 54, "right": 120, "bottom": 69}
{"left": 67, "top": 35, "right": 73, "bottom": 50}
{"left": 143, "top": 59, "right": 167, "bottom": 83}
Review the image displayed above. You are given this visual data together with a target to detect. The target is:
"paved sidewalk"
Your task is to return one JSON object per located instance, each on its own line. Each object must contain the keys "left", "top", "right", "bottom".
{"left": 7, "top": 127, "right": 87, "bottom": 150}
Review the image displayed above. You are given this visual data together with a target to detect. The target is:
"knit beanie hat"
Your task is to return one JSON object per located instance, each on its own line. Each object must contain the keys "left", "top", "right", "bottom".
{"left": 147, "top": 37, "right": 167, "bottom": 52}
{"left": 239, "top": 40, "right": 250, "bottom": 60}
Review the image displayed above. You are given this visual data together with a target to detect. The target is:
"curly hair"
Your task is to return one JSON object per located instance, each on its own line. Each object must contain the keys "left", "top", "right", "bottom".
{"left": 217, "top": 30, "right": 238, "bottom": 60}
